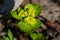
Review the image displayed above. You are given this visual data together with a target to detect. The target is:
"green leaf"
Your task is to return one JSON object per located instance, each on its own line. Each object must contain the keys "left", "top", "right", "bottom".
{"left": 8, "top": 29, "right": 13, "bottom": 40}
{"left": 3, "top": 29, "right": 13, "bottom": 40}
{"left": 18, "top": 21, "right": 33, "bottom": 33}
{"left": 18, "top": 18, "right": 42, "bottom": 33}
{"left": 11, "top": 11, "right": 22, "bottom": 20}
{"left": 32, "top": 4, "right": 42, "bottom": 14}
{"left": 30, "top": 33, "right": 37, "bottom": 40}
{"left": 33, "top": 19, "right": 42, "bottom": 29}
{"left": 37, "top": 33, "right": 45, "bottom": 40}
{"left": 3, "top": 36, "right": 9, "bottom": 40}
{"left": 17, "top": 7, "right": 22, "bottom": 12}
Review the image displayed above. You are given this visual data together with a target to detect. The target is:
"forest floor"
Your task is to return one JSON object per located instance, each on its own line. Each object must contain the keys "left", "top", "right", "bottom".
{"left": 0, "top": 0, "right": 60, "bottom": 40}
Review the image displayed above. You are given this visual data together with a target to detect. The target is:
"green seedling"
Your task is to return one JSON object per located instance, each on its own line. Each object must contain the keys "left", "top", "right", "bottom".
{"left": 3, "top": 29, "right": 13, "bottom": 40}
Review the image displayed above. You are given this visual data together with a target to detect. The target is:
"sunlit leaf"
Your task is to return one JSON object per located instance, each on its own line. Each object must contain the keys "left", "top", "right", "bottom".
{"left": 11, "top": 11, "right": 22, "bottom": 20}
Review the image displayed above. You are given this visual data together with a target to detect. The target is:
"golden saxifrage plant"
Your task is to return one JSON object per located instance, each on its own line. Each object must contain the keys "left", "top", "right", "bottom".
{"left": 11, "top": 4, "right": 42, "bottom": 33}
{"left": 11, "top": 4, "right": 45, "bottom": 40}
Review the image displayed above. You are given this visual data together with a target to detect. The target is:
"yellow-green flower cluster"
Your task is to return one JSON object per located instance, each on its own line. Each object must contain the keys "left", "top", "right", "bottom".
{"left": 18, "top": 10, "right": 37, "bottom": 25}
{"left": 18, "top": 10, "right": 28, "bottom": 18}
{"left": 29, "top": 8, "right": 35, "bottom": 17}
{"left": 24, "top": 16, "right": 37, "bottom": 25}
